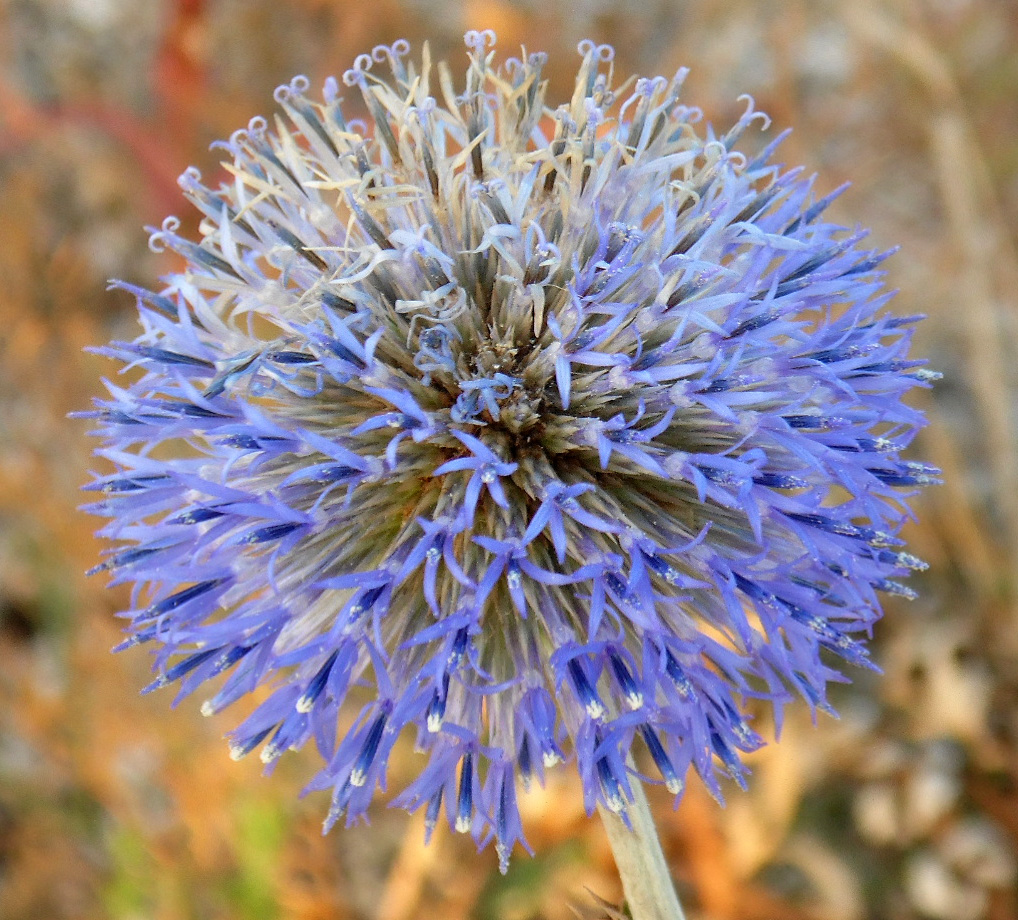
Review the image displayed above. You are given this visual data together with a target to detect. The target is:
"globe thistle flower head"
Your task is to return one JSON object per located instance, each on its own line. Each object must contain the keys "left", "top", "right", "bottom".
{"left": 82, "top": 32, "right": 937, "bottom": 871}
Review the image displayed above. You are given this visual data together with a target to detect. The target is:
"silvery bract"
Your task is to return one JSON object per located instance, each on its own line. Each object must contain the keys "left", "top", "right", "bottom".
{"left": 82, "top": 32, "right": 936, "bottom": 871}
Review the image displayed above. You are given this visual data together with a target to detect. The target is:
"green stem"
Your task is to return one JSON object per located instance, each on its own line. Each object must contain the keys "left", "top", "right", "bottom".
{"left": 597, "top": 782, "right": 685, "bottom": 920}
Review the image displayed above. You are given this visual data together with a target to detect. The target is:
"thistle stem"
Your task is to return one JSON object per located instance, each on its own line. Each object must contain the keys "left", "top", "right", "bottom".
{"left": 597, "top": 782, "right": 685, "bottom": 920}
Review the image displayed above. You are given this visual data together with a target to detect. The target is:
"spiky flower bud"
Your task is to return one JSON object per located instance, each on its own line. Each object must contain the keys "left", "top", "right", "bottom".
{"left": 82, "top": 32, "right": 936, "bottom": 871}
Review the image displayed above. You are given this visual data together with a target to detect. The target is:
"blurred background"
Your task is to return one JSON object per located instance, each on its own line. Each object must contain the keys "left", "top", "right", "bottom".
{"left": 1, "top": 0, "right": 1016, "bottom": 918}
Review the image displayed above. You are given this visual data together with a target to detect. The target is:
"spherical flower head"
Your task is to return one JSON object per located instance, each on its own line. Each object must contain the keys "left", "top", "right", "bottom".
{"left": 82, "top": 32, "right": 937, "bottom": 871}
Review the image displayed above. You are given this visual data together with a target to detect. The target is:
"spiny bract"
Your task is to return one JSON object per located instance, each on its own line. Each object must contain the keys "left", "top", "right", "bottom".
{"left": 82, "top": 32, "right": 937, "bottom": 870}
